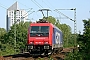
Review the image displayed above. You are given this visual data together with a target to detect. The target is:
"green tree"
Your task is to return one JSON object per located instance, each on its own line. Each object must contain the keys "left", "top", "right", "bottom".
{"left": 0, "top": 28, "right": 6, "bottom": 43}
{"left": 46, "top": 16, "right": 56, "bottom": 24}
{"left": 0, "top": 22, "right": 31, "bottom": 55}
{"left": 0, "top": 28, "right": 6, "bottom": 36}
{"left": 78, "top": 19, "right": 90, "bottom": 59}
{"left": 65, "top": 19, "right": 90, "bottom": 60}
{"left": 10, "top": 22, "right": 30, "bottom": 52}
{"left": 0, "top": 28, "right": 6, "bottom": 56}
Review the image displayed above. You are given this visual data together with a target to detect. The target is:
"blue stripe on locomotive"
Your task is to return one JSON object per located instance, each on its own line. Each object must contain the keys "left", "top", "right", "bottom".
{"left": 52, "top": 26, "right": 63, "bottom": 45}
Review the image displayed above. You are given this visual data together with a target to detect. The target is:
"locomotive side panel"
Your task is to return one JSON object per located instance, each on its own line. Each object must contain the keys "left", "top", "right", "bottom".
{"left": 52, "top": 26, "right": 63, "bottom": 49}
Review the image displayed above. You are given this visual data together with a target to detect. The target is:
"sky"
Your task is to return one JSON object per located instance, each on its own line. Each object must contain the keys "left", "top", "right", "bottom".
{"left": 0, "top": 0, "right": 90, "bottom": 34}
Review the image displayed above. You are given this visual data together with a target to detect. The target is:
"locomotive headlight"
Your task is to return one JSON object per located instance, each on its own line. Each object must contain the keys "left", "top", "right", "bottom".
{"left": 28, "top": 46, "right": 33, "bottom": 49}
{"left": 30, "top": 42, "right": 33, "bottom": 44}
{"left": 44, "top": 45, "right": 49, "bottom": 49}
{"left": 44, "top": 42, "right": 48, "bottom": 44}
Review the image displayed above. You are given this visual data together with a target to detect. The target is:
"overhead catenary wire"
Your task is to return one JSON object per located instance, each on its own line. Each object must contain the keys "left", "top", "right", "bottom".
{"left": 45, "top": 0, "right": 55, "bottom": 9}
{"left": 54, "top": 9, "right": 74, "bottom": 21}
{"left": 31, "top": 0, "right": 51, "bottom": 18}
{"left": 36, "top": 11, "right": 39, "bottom": 18}
{"left": 31, "top": 0, "right": 44, "bottom": 18}
{"left": 42, "top": 0, "right": 50, "bottom": 9}
{"left": 13, "top": 0, "right": 29, "bottom": 8}
{"left": 13, "top": 0, "right": 34, "bottom": 11}
{"left": 31, "top": 0, "right": 42, "bottom": 9}
{"left": 0, "top": 5, "right": 7, "bottom": 9}
{"left": 22, "top": 11, "right": 35, "bottom": 19}
{"left": 31, "top": 0, "right": 53, "bottom": 18}
{"left": 42, "top": 0, "right": 63, "bottom": 23}
{"left": 44, "top": 0, "right": 63, "bottom": 23}
{"left": 41, "top": 0, "right": 56, "bottom": 17}
{"left": 0, "top": 3, "right": 7, "bottom": 9}
{"left": 22, "top": 8, "right": 33, "bottom": 17}
{"left": 34, "top": 0, "right": 43, "bottom": 8}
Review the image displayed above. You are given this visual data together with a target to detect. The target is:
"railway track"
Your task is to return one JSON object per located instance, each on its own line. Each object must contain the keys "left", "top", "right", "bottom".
{"left": 0, "top": 47, "right": 74, "bottom": 60}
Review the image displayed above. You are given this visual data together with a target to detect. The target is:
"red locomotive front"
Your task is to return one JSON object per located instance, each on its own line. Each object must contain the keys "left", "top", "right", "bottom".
{"left": 27, "top": 20, "right": 53, "bottom": 55}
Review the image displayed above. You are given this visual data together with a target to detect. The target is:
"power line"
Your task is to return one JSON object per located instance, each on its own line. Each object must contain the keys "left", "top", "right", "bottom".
{"left": 43, "top": 0, "right": 59, "bottom": 17}
{"left": 34, "top": 0, "right": 43, "bottom": 8}
{"left": 35, "top": 11, "right": 39, "bottom": 18}
{"left": 11, "top": 1, "right": 32, "bottom": 11}
{"left": 13, "top": 0, "right": 29, "bottom": 8}
{"left": 42, "top": 0, "right": 50, "bottom": 8}
{"left": 0, "top": 3, "right": 7, "bottom": 9}
{"left": 42, "top": 0, "right": 62, "bottom": 19}
{"left": 22, "top": 8, "right": 33, "bottom": 17}
{"left": 31, "top": 0, "right": 54, "bottom": 18}
{"left": 45, "top": 0, "right": 55, "bottom": 9}
{"left": 41, "top": 0, "right": 53, "bottom": 16}
{"left": 31, "top": 0, "right": 42, "bottom": 8}
{"left": 0, "top": 5, "right": 7, "bottom": 9}
{"left": 54, "top": 9, "right": 74, "bottom": 21}
{"left": 41, "top": 0, "right": 56, "bottom": 17}
{"left": 24, "top": 11, "right": 35, "bottom": 18}
{"left": 0, "top": 3, "right": 7, "bottom": 7}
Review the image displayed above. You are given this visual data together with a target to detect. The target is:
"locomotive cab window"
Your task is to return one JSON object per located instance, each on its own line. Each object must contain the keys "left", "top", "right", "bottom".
{"left": 31, "top": 26, "right": 39, "bottom": 33}
{"left": 30, "top": 26, "right": 49, "bottom": 37}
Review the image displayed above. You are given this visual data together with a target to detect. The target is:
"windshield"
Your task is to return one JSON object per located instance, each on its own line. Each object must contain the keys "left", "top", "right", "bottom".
{"left": 30, "top": 26, "right": 49, "bottom": 37}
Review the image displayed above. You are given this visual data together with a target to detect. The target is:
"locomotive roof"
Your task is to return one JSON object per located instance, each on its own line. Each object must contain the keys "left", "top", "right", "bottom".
{"left": 31, "top": 23, "right": 62, "bottom": 32}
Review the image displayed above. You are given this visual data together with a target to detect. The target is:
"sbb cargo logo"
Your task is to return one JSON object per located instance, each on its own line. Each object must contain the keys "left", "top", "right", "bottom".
{"left": 55, "top": 32, "right": 60, "bottom": 44}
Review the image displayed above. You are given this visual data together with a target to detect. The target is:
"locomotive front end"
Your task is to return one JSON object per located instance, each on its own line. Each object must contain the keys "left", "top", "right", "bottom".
{"left": 27, "top": 22, "right": 53, "bottom": 55}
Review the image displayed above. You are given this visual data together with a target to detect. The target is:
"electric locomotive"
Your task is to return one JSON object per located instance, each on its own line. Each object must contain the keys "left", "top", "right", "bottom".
{"left": 27, "top": 19, "right": 63, "bottom": 55}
